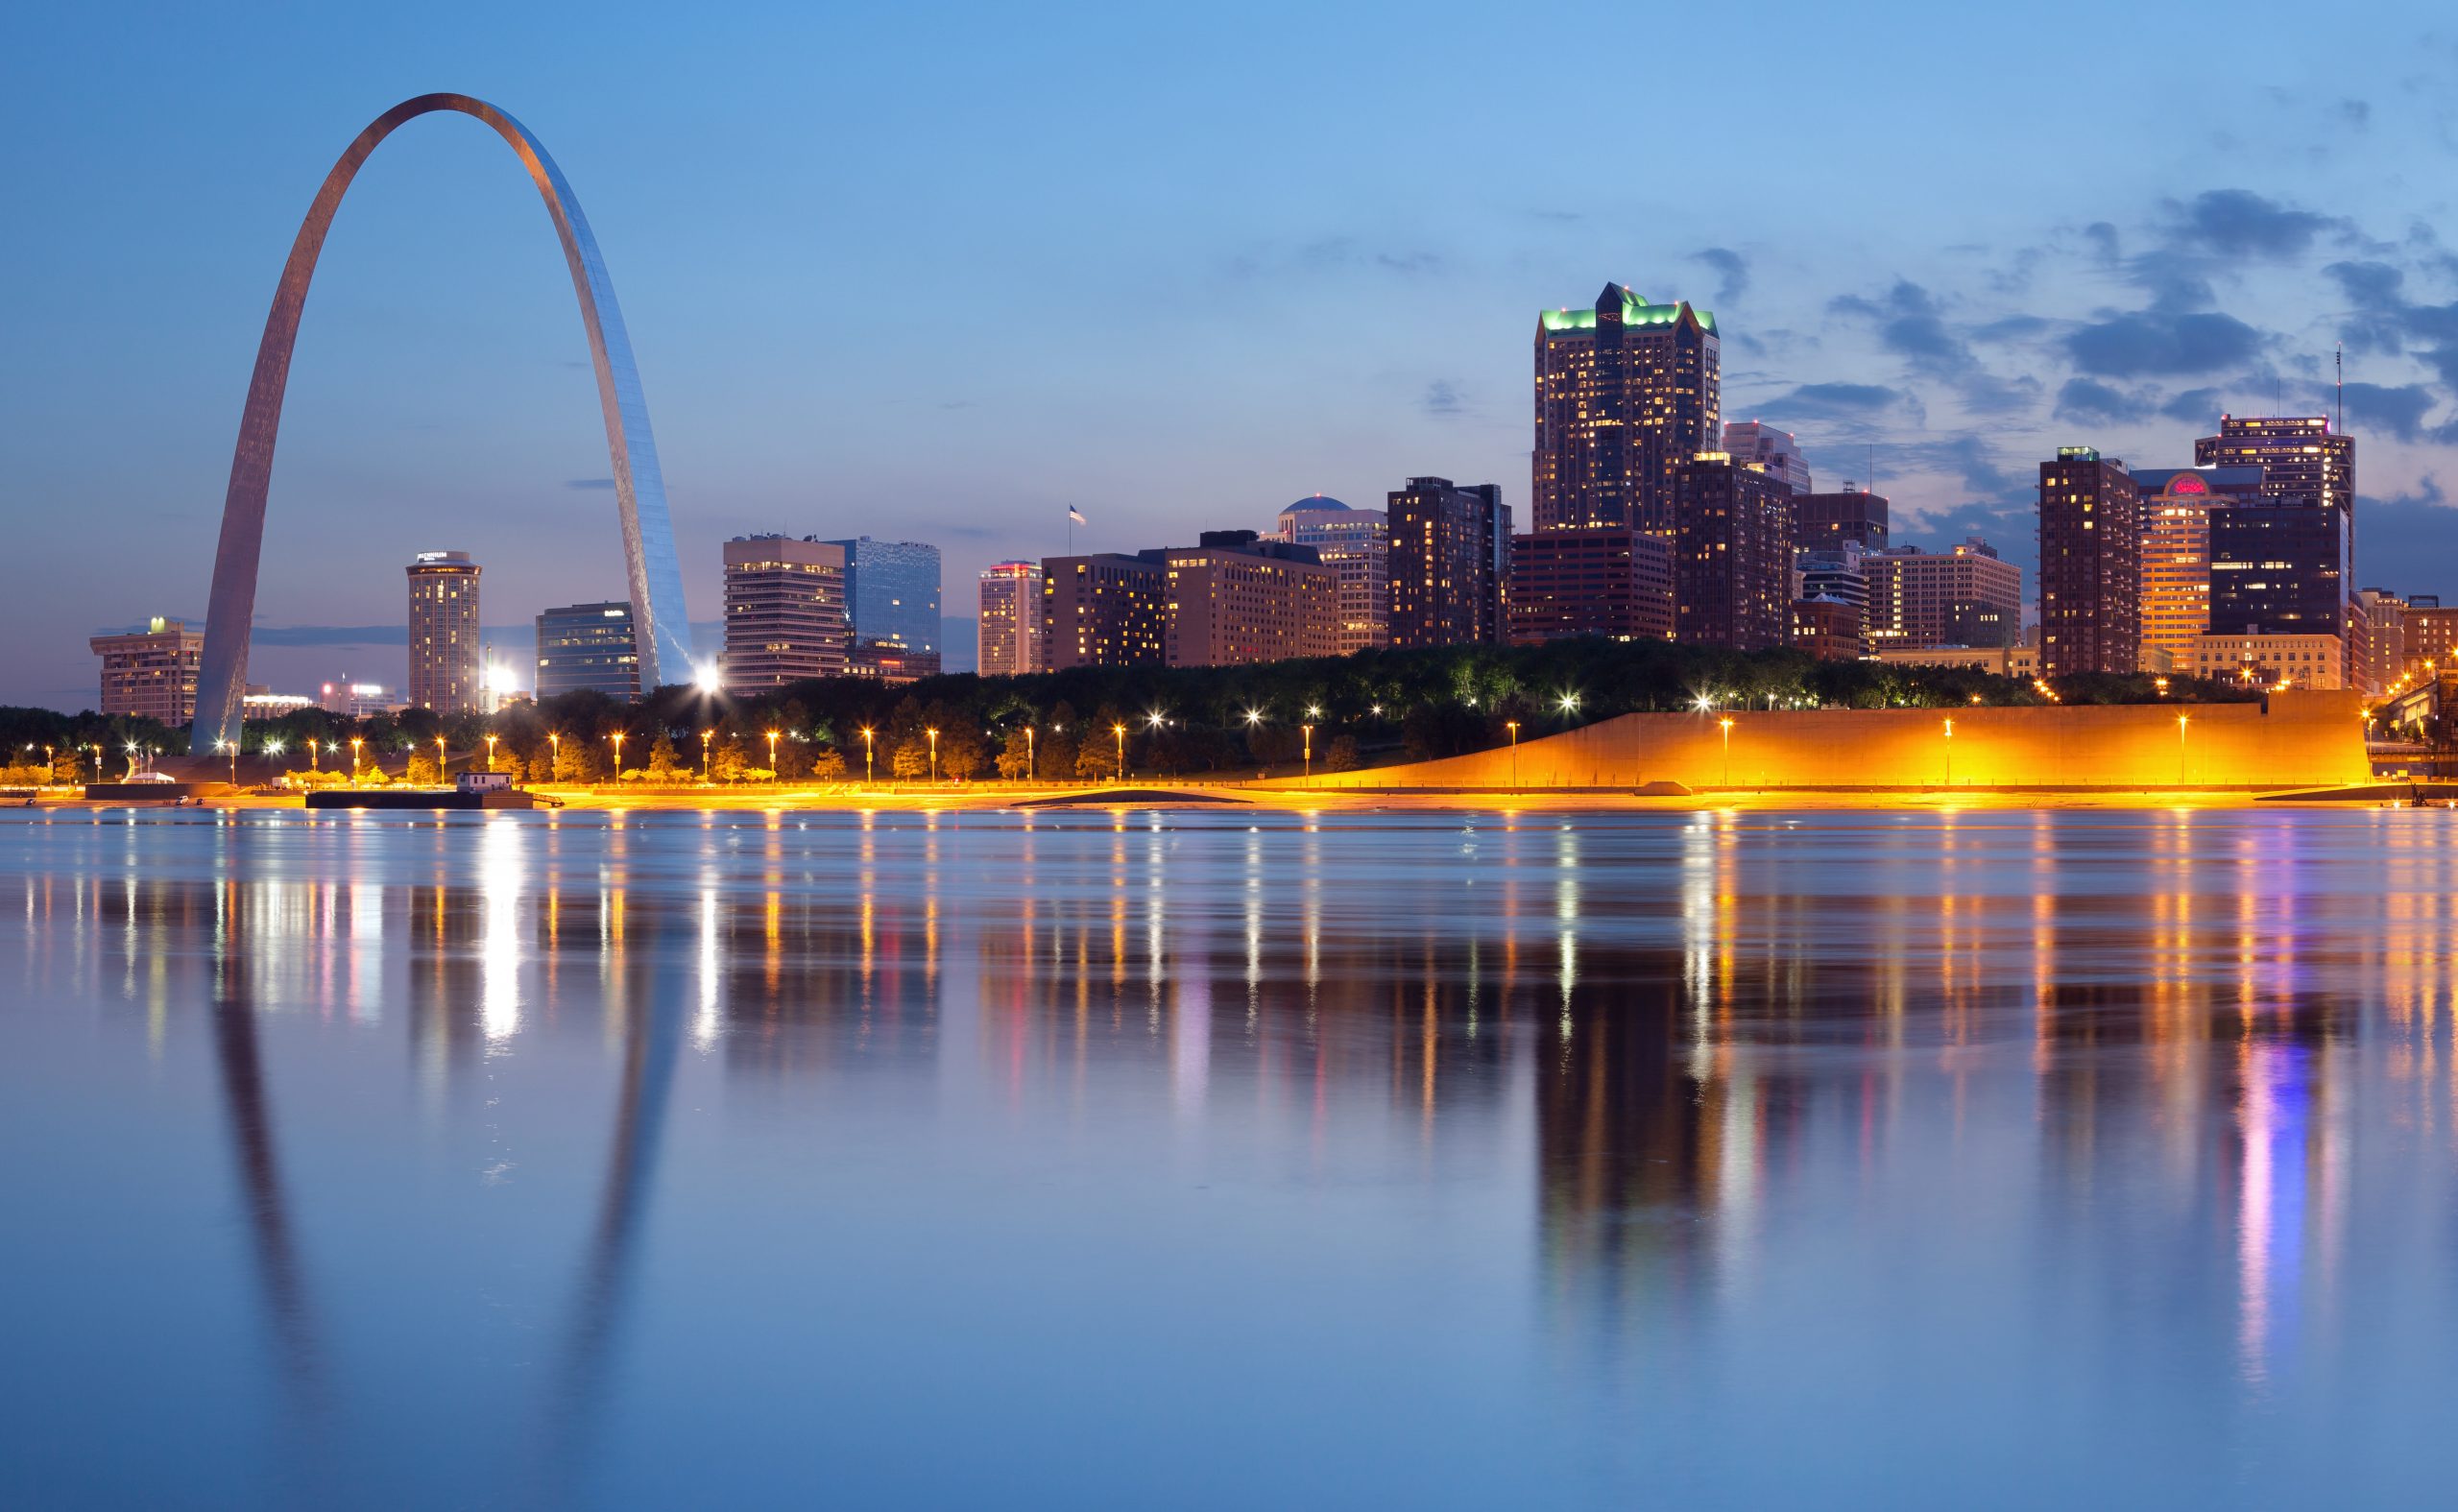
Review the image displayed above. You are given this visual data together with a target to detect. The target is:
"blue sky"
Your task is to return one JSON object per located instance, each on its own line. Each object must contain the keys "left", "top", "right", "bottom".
{"left": 8, "top": 1, "right": 2458, "bottom": 708}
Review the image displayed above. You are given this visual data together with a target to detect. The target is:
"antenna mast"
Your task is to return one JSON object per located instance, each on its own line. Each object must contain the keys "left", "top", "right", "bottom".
{"left": 2336, "top": 343, "right": 2344, "bottom": 431}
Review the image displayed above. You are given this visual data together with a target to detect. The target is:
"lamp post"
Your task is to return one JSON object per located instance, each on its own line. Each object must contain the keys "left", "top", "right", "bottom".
{"left": 123, "top": 743, "right": 140, "bottom": 780}
{"left": 1942, "top": 717, "right": 1954, "bottom": 787}
{"left": 1719, "top": 717, "right": 1735, "bottom": 788}
{"left": 701, "top": 729, "right": 713, "bottom": 782}
{"left": 547, "top": 732, "right": 561, "bottom": 780}
{"left": 1113, "top": 723, "right": 1126, "bottom": 782}
{"left": 1301, "top": 722, "right": 1313, "bottom": 780}
{"left": 1506, "top": 720, "right": 1520, "bottom": 785}
{"left": 1024, "top": 725, "right": 1036, "bottom": 782}
{"left": 2178, "top": 713, "right": 2190, "bottom": 787}
{"left": 349, "top": 736, "right": 364, "bottom": 782}
{"left": 435, "top": 735, "right": 447, "bottom": 787}
{"left": 765, "top": 730, "right": 780, "bottom": 779}
{"left": 861, "top": 727, "right": 876, "bottom": 786}
{"left": 485, "top": 732, "right": 498, "bottom": 774}
{"left": 927, "top": 727, "right": 940, "bottom": 784}
{"left": 610, "top": 731, "right": 626, "bottom": 780}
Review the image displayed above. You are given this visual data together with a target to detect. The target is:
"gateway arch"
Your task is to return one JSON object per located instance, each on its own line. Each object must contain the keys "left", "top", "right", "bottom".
{"left": 191, "top": 93, "right": 694, "bottom": 754}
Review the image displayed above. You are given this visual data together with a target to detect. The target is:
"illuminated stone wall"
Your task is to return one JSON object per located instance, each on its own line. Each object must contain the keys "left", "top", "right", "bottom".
{"left": 1300, "top": 690, "right": 2370, "bottom": 790}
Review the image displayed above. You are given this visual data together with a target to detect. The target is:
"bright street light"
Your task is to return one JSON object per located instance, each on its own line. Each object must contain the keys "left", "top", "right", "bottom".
{"left": 694, "top": 661, "right": 722, "bottom": 695}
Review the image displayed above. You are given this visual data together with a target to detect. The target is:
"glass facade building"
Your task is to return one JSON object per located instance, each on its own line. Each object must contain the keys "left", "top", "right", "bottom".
{"left": 825, "top": 538, "right": 942, "bottom": 658}
{"left": 535, "top": 601, "right": 641, "bottom": 700}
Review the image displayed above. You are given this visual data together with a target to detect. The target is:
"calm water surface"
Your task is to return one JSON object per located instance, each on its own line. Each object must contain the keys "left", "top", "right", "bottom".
{"left": 5, "top": 805, "right": 2457, "bottom": 1508}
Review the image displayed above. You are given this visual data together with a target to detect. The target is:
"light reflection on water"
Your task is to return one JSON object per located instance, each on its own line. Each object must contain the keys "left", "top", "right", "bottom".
{"left": 4, "top": 805, "right": 2458, "bottom": 1507}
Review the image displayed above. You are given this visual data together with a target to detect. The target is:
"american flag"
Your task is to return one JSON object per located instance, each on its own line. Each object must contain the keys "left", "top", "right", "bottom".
{"left": 1068, "top": 505, "right": 1088, "bottom": 525}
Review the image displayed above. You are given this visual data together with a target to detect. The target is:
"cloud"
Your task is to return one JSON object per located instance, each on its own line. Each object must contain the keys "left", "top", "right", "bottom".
{"left": 1771, "top": 382, "right": 1913, "bottom": 420}
{"left": 2160, "top": 387, "right": 2229, "bottom": 423}
{"left": 2342, "top": 380, "right": 2436, "bottom": 442}
{"left": 1827, "top": 278, "right": 2036, "bottom": 413}
{"left": 2162, "top": 188, "right": 2343, "bottom": 261}
{"left": 2355, "top": 477, "right": 2458, "bottom": 594}
{"left": 2054, "top": 377, "right": 2153, "bottom": 425}
{"left": 1896, "top": 433, "right": 2027, "bottom": 501}
{"left": 1692, "top": 247, "right": 1748, "bottom": 304}
{"left": 565, "top": 477, "right": 615, "bottom": 491}
{"left": 1421, "top": 379, "right": 1464, "bottom": 417}
{"left": 2064, "top": 309, "right": 2263, "bottom": 376}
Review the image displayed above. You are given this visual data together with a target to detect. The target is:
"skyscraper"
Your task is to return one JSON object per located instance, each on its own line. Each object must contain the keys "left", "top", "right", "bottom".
{"left": 1272, "top": 496, "right": 1389, "bottom": 653}
{"left": 2131, "top": 466, "right": 2263, "bottom": 673}
{"left": 88, "top": 617, "right": 203, "bottom": 724}
{"left": 720, "top": 535, "right": 848, "bottom": 688}
{"left": 976, "top": 561, "right": 1044, "bottom": 677}
{"left": 2192, "top": 415, "right": 2354, "bottom": 514}
{"left": 2037, "top": 448, "right": 2142, "bottom": 677}
{"left": 1673, "top": 455, "right": 1793, "bottom": 651}
{"left": 1040, "top": 554, "right": 1168, "bottom": 669}
{"left": 1506, "top": 528, "right": 1675, "bottom": 644}
{"left": 824, "top": 537, "right": 942, "bottom": 658}
{"left": 1860, "top": 539, "right": 2022, "bottom": 650}
{"left": 1721, "top": 421, "right": 1812, "bottom": 493}
{"left": 406, "top": 550, "right": 483, "bottom": 713}
{"left": 1387, "top": 477, "right": 1509, "bottom": 648}
{"left": 534, "top": 601, "right": 641, "bottom": 700}
{"left": 2205, "top": 503, "right": 2350, "bottom": 638}
{"left": 1532, "top": 283, "right": 1720, "bottom": 535}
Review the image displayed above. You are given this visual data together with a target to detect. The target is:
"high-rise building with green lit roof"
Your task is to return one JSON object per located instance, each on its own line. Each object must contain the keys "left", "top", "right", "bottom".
{"left": 1532, "top": 283, "right": 1720, "bottom": 536}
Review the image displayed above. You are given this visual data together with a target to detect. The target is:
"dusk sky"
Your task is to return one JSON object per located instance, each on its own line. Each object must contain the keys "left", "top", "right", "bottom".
{"left": 10, "top": 1, "right": 2458, "bottom": 708}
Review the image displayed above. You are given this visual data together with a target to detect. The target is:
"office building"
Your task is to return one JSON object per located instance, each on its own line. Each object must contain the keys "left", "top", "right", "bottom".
{"left": 2205, "top": 502, "right": 2350, "bottom": 682}
{"left": 1041, "top": 553, "right": 1168, "bottom": 669}
{"left": 1722, "top": 421, "right": 1812, "bottom": 493}
{"left": 2178, "top": 633, "right": 2349, "bottom": 689}
{"left": 2354, "top": 588, "right": 2409, "bottom": 694}
{"left": 824, "top": 537, "right": 942, "bottom": 658}
{"left": 318, "top": 681, "right": 400, "bottom": 718}
{"left": 1532, "top": 283, "right": 1720, "bottom": 534}
{"left": 976, "top": 561, "right": 1045, "bottom": 677}
{"left": 406, "top": 550, "right": 483, "bottom": 713}
{"left": 2194, "top": 412, "right": 2355, "bottom": 538}
{"left": 1388, "top": 477, "right": 1510, "bottom": 648}
{"left": 847, "top": 641, "right": 941, "bottom": 683}
{"left": 1506, "top": 527, "right": 1675, "bottom": 644}
{"left": 1861, "top": 538, "right": 2023, "bottom": 652}
{"left": 2404, "top": 595, "right": 2458, "bottom": 677}
{"left": 89, "top": 617, "right": 204, "bottom": 724}
{"left": 1795, "top": 540, "right": 1869, "bottom": 619}
{"left": 2131, "top": 467, "right": 2264, "bottom": 673}
{"left": 720, "top": 535, "right": 849, "bottom": 687}
{"left": 1273, "top": 495, "right": 1389, "bottom": 653}
{"left": 534, "top": 601, "right": 640, "bottom": 700}
{"left": 1673, "top": 454, "right": 1794, "bottom": 651}
{"left": 2037, "top": 448, "right": 2141, "bottom": 676}
{"left": 1790, "top": 595, "right": 1862, "bottom": 660}
{"left": 1161, "top": 531, "right": 1339, "bottom": 667}
{"left": 1794, "top": 487, "right": 1890, "bottom": 549}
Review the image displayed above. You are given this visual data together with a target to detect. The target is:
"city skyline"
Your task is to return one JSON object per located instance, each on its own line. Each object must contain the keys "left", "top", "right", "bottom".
{"left": 13, "top": 3, "right": 2458, "bottom": 710}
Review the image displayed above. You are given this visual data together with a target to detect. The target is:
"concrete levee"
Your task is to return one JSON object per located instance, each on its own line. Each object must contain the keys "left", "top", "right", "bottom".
{"left": 1297, "top": 689, "right": 2370, "bottom": 791}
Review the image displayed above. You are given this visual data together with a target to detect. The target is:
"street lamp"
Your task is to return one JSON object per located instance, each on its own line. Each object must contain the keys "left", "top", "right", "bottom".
{"left": 1301, "top": 721, "right": 1314, "bottom": 779}
{"left": 860, "top": 727, "right": 876, "bottom": 785}
{"left": 1558, "top": 692, "right": 1579, "bottom": 716}
{"left": 1243, "top": 708, "right": 1263, "bottom": 729}
{"left": 610, "top": 731, "right": 626, "bottom": 780}
{"left": 927, "top": 726, "right": 940, "bottom": 784}
{"left": 124, "top": 742, "right": 140, "bottom": 780}
{"left": 1113, "top": 722, "right": 1126, "bottom": 782}
{"left": 2177, "top": 712, "right": 2190, "bottom": 787}
{"left": 1024, "top": 725, "right": 1036, "bottom": 782}
{"left": 1694, "top": 692, "right": 1717, "bottom": 713}
{"left": 764, "top": 729, "right": 780, "bottom": 778}
{"left": 1506, "top": 720, "right": 1520, "bottom": 785}
{"left": 349, "top": 736, "right": 364, "bottom": 782}
{"left": 548, "top": 731, "right": 561, "bottom": 780}
{"left": 701, "top": 728, "right": 713, "bottom": 782}
{"left": 1718, "top": 716, "right": 1735, "bottom": 788}
{"left": 1942, "top": 717, "right": 1954, "bottom": 787}
{"left": 485, "top": 732, "right": 499, "bottom": 773}
{"left": 435, "top": 735, "right": 447, "bottom": 787}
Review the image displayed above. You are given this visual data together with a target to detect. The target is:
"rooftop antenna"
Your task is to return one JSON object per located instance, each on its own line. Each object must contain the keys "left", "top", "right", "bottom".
{"left": 2336, "top": 343, "right": 2344, "bottom": 432}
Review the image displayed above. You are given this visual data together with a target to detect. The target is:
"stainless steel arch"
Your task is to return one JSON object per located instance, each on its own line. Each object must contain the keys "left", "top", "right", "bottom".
{"left": 191, "top": 93, "right": 694, "bottom": 754}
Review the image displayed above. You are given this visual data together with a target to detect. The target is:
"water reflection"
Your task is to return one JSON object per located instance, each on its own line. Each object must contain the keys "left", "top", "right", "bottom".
{"left": 6, "top": 806, "right": 2458, "bottom": 1505}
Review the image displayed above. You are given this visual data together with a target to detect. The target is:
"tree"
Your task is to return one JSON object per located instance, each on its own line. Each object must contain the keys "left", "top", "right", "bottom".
{"left": 808, "top": 748, "right": 849, "bottom": 781}
{"left": 937, "top": 712, "right": 989, "bottom": 780}
{"left": 995, "top": 727, "right": 1034, "bottom": 780}
{"left": 1324, "top": 734, "right": 1361, "bottom": 773}
{"left": 405, "top": 748, "right": 442, "bottom": 785}
{"left": 1074, "top": 735, "right": 1118, "bottom": 780}
{"left": 552, "top": 733, "right": 603, "bottom": 782}
{"left": 891, "top": 738, "right": 930, "bottom": 780}
{"left": 1039, "top": 724, "right": 1078, "bottom": 780}
{"left": 643, "top": 731, "right": 687, "bottom": 780}
{"left": 711, "top": 733, "right": 752, "bottom": 783}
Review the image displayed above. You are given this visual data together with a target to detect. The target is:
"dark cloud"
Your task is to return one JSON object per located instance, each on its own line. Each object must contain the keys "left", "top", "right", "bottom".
{"left": 2338, "top": 99, "right": 2373, "bottom": 130}
{"left": 2355, "top": 478, "right": 2458, "bottom": 595}
{"left": 2083, "top": 222, "right": 2121, "bottom": 265}
{"left": 2064, "top": 309, "right": 2262, "bottom": 376}
{"left": 1971, "top": 315, "right": 2053, "bottom": 342}
{"left": 2160, "top": 387, "right": 2229, "bottom": 424}
{"left": 2054, "top": 378, "right": 2152, "bottom": 425}
{"left": 566, "top": 477, "right": 615, "bottom": 491}
{"left": 1896, "top": 434, "right": 2027, "bottom": 501}
{"left": 1421, "top": 379, "right": 1464, "bottom": 417}
{"left": 1692, "top": 247, "right": 1748, "bottom": 304}
{"left": 2342, "top": 381, "right": 2436, "bottom": 442}
{"left": 1827, "top": 279, "right": 2036, "bottom": 413}
{"left": 2162, "top": 189, "right": 2343, "bottom": 261}
{"left": 1771, "top": 382, "right": 1912, "bottom": 420}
